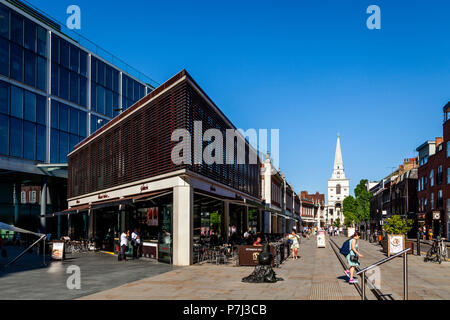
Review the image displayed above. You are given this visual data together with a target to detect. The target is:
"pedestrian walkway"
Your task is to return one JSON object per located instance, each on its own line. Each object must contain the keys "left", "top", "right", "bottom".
{"left": 80, "top": 236, "right": 360, "bottom": 300}
{"left": 332, "top": 237, "right": 450, "bottom": 300}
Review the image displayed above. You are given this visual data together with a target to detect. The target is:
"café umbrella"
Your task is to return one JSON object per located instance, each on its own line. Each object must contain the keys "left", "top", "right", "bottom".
{"left": 0, "top": 222, "right": 47, "bottom": 269}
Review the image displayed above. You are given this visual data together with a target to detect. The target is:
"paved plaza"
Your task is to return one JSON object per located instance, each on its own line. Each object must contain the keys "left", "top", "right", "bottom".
{"left": 0, "top": 249, "right": 174, "bottom": 300}
{"left": 80, "top": 237, "right": 360, "bottom": 300}
{"left": 1, "top": 235, "right": 449, "bottom": 300}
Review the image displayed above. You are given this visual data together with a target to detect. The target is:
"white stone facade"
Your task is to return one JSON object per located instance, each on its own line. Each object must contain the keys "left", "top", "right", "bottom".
{"left": 327, "top": 134, "right": 349, "bottom": 226}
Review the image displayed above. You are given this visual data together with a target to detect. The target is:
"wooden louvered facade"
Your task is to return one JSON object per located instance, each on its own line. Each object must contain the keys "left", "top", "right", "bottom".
{"left": 68, "top": 70, "right": 261, "bottom": 200}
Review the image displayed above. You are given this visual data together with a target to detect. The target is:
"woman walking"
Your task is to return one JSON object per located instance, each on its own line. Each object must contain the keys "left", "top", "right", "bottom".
{"left": 345, "top": 231, "right": 363, "bottom": 284}
{"left": 288, "top": 230, "right": 301, "bottom": 260}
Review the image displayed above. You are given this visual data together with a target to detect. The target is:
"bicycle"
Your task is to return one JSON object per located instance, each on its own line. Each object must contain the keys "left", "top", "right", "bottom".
{"left": 424, "top": 236, "right": 448, "bottom": 264}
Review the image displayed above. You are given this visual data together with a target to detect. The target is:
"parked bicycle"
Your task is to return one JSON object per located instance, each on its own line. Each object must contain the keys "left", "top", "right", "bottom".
{"left": 424, "top": 236, "right": 448, "bottom": 264}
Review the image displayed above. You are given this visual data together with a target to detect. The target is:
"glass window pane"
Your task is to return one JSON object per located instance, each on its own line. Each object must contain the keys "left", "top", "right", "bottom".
{"left": 70, "top": 107, "right": 78, "bottom": 135}
{"left": 24, "top": 90, "right": 36, "bottom": 122}
{"left": 79, "top": 111, "right": 86, "bottom": 137}
{"left": 36, "top": 124, "right": 46, "bottom": 162}
{"left": 51, "top": 35, "right": 59, "bottom": 63}
{"left": 10, "top": 117, "right": 22, "bottom": 158}
{"left": 0, "top": 37, "right": 9, "bottom": 76}
{"left": 59, "top": 67, "right": 69, "bottom": 100}
{"left": 97, "top": 85, "right": 105, "bottom": 115}
{"left": 69, "top": 134, "right": 78, "bottom": 152}
{"left": 0, "top": 81, "right": 9, "bottom": 115}
{"left": 10, "top": 85, "right": 23, "bottom": 118}
{"left": 36, "top": 94, "right": 46, "bottom": 125}
{"left": 60, "top": 40, "right": 69, "bottom": 68}
{"left": 127, "top": 77, "right": 133, "bottom": 100}
{"left": 24, "top": 50, "right": 36, "bottom": 87}
{"left": 134, "top": 82, "right": 139, "bottom": 101}
{"left": 51, "top": 62, "right": 58, "bottom": 95}
{"left": 10, "top": 43, "right": 23, "bottom": 82}
{"left": 113, "top": 93, "right": 119, "bottom": 117}
{"left": 79, "top": 50, "right": 87, "bottom": 76}
{"left": 24, "top": 19, "right": 36, "bottom": 52}
{"left": 0, "top": 113, "right": 8, "bottom": 155}
{"left": 70, "top": 45, "right": 79, "bottom": 72}
{"left": 90, "top": 82, "right": 96, "bottom": 111}
{"left": 79, "top": 76, "right": 87, "bottom": 107}
{"left": 37, "top": 26, "right": 46, "bottom": 57}
{"left": 90, "top": 114, "right": 96, "bottom": 134}
{"left": 0, "top": 4, "right": 9, "bottom": 39}
{"left": 70, "top": 71, "right": 78, "bottom": 104}
{"left": 122, "top": 77, "right": 127, "bottom": 98}
{"left": 23, "top": 121, "right": 36, "bottom": 160}
{"left": 37, "top": 56, "right": 46, "bottom": 91}
{"left": 91, "top": 57, "right": 97, "bottom": 82}
{"left": 59, "top": 103, "right": 68, "bottom": 132}
{"left": 97, "top": 61, "right": 105, "bottom": 86}
{"left": 51, "top": 100, "right": 58, "bottom": 128}
{"left": 106, "top": 66, "right": 112, "bottom": 89}
{"left": 11, "top": 13, "right": 23, "bottom": 45}
{"left": 106, "top": 89, "right": 112, "bottom": 117}
{"left": 50, "top": 128, "right": 58, "bottom": 163}
{"left": 113, "top": 69, "right": 119, "bottom": 92}
{"left": 59, "top": 131, "right": 69, "bottom": 163}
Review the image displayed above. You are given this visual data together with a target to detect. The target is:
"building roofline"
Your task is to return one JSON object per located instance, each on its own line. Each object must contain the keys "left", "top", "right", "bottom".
{"left": 416, "top": 140, "right": 436, "bottom": 152}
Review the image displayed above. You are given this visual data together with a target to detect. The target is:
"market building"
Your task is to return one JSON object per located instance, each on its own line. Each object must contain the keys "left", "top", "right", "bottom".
{"left": 66, "top": 70, "right": 265, "bottom": 266}
{"left": 416, "top": 102, "right": 450, "bottom": 239}
{"left": 0, "top": 0, "right": 155, "bottom": 237}
{"left": 300, "top": 191, "right": 325, "bottom": 228}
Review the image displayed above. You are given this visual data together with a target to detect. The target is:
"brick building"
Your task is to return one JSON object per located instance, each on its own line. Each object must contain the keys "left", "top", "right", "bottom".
{"left": 416, "top": 102, "right": 450, "bottom": 239}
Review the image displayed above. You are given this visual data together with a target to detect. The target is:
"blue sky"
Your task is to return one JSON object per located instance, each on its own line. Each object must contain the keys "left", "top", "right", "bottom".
{"left": 28, "top": 0, "right": 450, "bottom": 197}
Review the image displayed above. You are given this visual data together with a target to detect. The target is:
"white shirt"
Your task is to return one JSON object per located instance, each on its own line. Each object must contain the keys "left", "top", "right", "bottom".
{"left": 132, "top": 232, "right": 141, "bottom": 244}
{"left": 120, "top": 232, "right": 128, "bottom": 246}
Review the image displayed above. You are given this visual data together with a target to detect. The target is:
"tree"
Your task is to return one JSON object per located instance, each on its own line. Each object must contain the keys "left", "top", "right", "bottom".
{"left": 343, "top": 196, "right": 357, "bottom": 227}
{"left": 383, "top": 215, "right": 413, "bottom": 235}
{"left": 354, "top": 179, "right": 371, "bottom": 223}
{"left": 333, "top": 218, "right": 341, "bottom": 227}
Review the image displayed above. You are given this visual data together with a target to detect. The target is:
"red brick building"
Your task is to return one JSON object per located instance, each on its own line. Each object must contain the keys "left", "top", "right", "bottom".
{"left": 416, "top": 102, "right": 450, "bottom": 239}
{"left": 300, "top": 191, "right": 325, "bottom": 227}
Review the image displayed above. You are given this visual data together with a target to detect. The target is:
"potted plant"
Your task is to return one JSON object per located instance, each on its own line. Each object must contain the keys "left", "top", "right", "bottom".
{"left": 382, "top": 215, "right": 414, "bottom": 255}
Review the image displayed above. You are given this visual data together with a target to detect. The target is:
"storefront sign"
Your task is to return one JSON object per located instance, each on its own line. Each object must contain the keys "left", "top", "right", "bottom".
{"left": 316, "top": 230, "right": 326, "bottom": 248}
{"left": 433, "top": 211, "right": 441, "bottom": 220}
{"left": 238, "top": 245, "right": 275, "bottom": 266}
{"left": 51, "top": 241, "right": 64, "bottom": 260}
{"left": 387, "top": 234, "right": 404, "bottom": 256}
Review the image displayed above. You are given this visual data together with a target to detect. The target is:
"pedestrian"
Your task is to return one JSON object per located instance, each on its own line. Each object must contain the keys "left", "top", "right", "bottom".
{"left": 288, "top": 230, "right": 300, "bottom": 260}
{"left": 119, "top": 230, "right": 129, "bottom": 261}
{"left": 131, "top": 228, "right": 139, "bottom": 259}
{"left": 345, "top": 231, "right": 364, "bottom": 284}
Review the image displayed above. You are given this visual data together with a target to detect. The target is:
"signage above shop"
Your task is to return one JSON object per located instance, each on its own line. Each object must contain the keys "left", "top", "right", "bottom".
{"left": 98, "top": 194, "right": 109, "bottom": 199}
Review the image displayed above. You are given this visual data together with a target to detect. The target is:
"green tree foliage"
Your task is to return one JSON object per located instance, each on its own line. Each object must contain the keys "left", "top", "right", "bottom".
{"left": 354, "top": 179, "right": 371, "bottom": 223}
{"left": 383, "top": 215, "right": 413, "bottom": 235}
{"left": 333, "top": 218, "right": 341, "bottom": 227}
{"left": 343, "top": 196, "right": 357, "bottom": 226}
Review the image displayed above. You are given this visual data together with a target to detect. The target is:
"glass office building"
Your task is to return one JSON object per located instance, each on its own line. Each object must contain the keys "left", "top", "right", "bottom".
{"left": 0, "top": 0, "right": 154, "bottom": 236}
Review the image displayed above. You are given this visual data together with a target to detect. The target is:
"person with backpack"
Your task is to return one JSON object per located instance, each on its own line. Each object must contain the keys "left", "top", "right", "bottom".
{"left": 341, "top": 231, "right": 363, "bottom": 284}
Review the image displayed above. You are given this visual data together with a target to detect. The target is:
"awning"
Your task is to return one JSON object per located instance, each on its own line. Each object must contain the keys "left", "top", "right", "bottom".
{"left": 131, "top": 190, "right": 172, "bottom": 203}
{"left": 47, "top": 203, "right": 90, "bottom": 217}
{"left": 90, "top": 197, "right": 133, "bottom": 210}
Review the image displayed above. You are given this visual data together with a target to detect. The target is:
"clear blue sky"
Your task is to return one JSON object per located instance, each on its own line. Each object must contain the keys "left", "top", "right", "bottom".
{"left": 28, "top": 0, "right": 450, "bottom": 198}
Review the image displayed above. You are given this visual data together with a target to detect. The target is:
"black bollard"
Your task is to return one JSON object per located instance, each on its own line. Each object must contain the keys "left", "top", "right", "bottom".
{"left": 417, "top": 231, "right": 421, "bottom": 256}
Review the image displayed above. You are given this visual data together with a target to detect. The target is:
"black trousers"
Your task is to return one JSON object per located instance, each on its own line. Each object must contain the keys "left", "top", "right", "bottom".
{"left": 120, "top": 245, "right": 127, "bottom": 261}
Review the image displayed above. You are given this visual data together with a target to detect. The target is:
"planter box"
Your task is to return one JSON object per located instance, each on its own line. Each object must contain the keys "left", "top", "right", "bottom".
{"left": 381, "top": 238, "right": 413, "bottom": 255}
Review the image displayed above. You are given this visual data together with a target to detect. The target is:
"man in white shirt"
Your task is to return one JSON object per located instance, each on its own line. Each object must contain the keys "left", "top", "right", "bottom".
{"left": 131, "top": 228, "right": 140, "bottom": 259}
{"left": 120, "top": 230, "right": 129, "bottom": 261}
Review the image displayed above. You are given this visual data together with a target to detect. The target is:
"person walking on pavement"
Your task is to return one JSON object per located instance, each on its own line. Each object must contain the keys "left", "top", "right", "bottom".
{"left": 345, "top": 231, "right": 364, "bottom": 284}
{"left": 120, "top": 230, "right": 129, "bottom": 261}
{"left": 131, "top": 228, "right": 140, "bottom": 259}
{"left": 288, "top": 230, "right": 301, "bottom": 260}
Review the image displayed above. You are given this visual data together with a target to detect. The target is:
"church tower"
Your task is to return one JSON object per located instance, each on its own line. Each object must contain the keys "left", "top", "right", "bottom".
{"left": 327, "top": 134, "right": 350, "bottom": 226}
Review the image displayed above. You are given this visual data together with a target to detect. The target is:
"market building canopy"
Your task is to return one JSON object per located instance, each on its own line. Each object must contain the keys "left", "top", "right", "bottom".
{"left": 0, "top": 222, "right": 43, "bottom": 237}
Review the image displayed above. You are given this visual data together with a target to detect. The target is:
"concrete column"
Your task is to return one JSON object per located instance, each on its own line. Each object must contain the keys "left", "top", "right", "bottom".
{"left": 173, "top": 185, "right": 193, "bottom": 266}
{"left": 88, "top": 210, "right": 94, "bottom": 239}
{"left": 40, "top": 177, "right": 47, "bottom": 233}
{"left": 13, "top": 182, "right": 21, "bottom": 225}
{"left": 244, "top": 206, "right": 249, "bottom": 233}
{"left": 224, "top": 201, "right": 229, "bottom": 241}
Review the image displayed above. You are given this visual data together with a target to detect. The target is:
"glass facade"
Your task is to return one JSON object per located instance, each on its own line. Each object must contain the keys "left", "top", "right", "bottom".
{"left": 0, "top": 1, "right": 153, "bottom": 164}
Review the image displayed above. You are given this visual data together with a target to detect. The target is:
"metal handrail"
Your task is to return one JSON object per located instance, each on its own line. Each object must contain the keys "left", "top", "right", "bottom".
{"left": 356, "top": 248, "right": 411, "bottom": 275}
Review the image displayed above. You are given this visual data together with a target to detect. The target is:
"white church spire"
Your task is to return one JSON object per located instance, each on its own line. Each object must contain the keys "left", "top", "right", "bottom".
{"left": 332, "top": 133, "right": 346, "bottom": 179}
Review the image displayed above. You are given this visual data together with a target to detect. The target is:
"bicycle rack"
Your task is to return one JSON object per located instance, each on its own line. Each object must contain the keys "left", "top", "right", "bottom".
{"left": 356, "top": 247, "right": 411, "bottom": 300}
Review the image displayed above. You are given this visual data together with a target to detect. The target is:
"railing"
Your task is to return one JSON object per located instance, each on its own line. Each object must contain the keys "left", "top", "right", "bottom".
{"left": 356, "top": 248, "right": 411, "bottom": 300}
